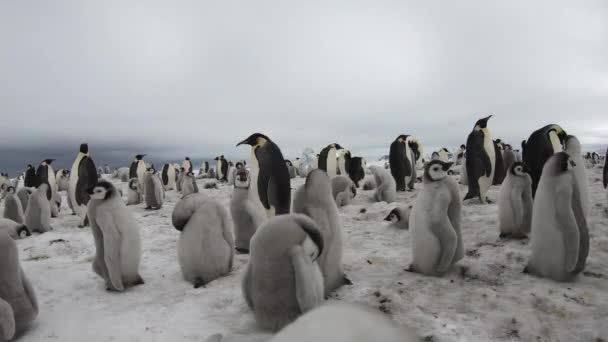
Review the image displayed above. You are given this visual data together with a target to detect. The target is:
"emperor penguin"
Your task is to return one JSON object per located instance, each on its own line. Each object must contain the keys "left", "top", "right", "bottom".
{"left": 181, "top": 172, "right": 199, "bottom": 197}
{"left": 384, "top": 205, "right": 412, "bottom": 230}
{"left": 0, "top": 230, "right": 39, "bottom": 341}
{"left": 369, "top": 166, "right": 396, "bottom": 203}
{"left": 293, "top": 170, "right": 350, "bottom": 295}
{"left": 227, "top": 163, "right": 238, "bottom": 185}
{"left": 524, "top": 152, "right": 589, "bottom": 282}
{"left": 104, "top": 164, "right": 111, "bottom": 174}
{"left": 129, "top": 154, "right": 147, "bottom": 190}
{"left": 285, "top": 160, "right": 297, "bottom": 179}
{"left": 237, "top": 133, "right": 291, "bottom": 217}
{"left": 56, "top": 169, "right": 69, "bottom": 191}
{"left": 389, "top": 135, "right": 416, "bottom": 192}
{"left": 182, "top": 157, "right": 193, "bottom": 173}
{"left": 522, "top": 124, "right": 568, "bottom": 196}
{"left": 36, "top": 159, "right": 57, "bottom": 198}
{"left": 564, "top": 135, "right": 590, "bottom": 217}
{"left": 214, "top": 157, "right": 222, "bottom": 181}
{"left": 172, "top": 193, "right": 234, "bottom": 288}
{"left": 409, "top": 160, "right": 463, "bottom": 276}
{"left": 161, "top": 163, "right": 177, "bottom": 191}
{"left": 126, "top": 178, "right": 142, "bottom": 206}
{"left": 68, "top": 143, "right": 98, "bottom": 227}
{"left": 220, "top": 156, "right": 229, "bottom": 181}
{"left": 436, "top": 148, "right": 450, "bottom": 162}
{"left": 455, "top": 145, "right": 466, "bottom": 166}
{"left": 497, "top": 162, "right": 533, "bottom": 239}
{"left": 337, "top": 149, "right": 351, "bottom": 176}
{"left": 230, "top": 169, "right": 267, "bottom": 253}
{"left": 176, "top": 167, "right": 185, "bottom": 192}
{"left": 346, "top": 156, "right": 365, "bottom": 188}
{"left": 87, "top": 180, "right": 144, "bottom": 291}
{"left": 502, "top": 144, "right": 516, "bottom": 173}
{"left": 269, "top": 302, "right": 421, "bottom": 342}
{"left": 604, "top": 146, "right": 607, "bottom": 208}
{"left": 3, "top": 187, "right": 24, "bottom": 224}
{"left": 144, "top": 168, "right": 164, "bottom": 210}
{"left": 464, "top": 115, "right": 496, "bottom": 203}
{"left": 330, "top": 175, "right": 357, "bottom": 208}
{"left": 459, "top": 153, "right": 468, "bottom": 185}
{"left": 23, "top": 165, "right": 38, "bottom": 188}
{"left": 0, "top": 218, "right": 31, "bottom": 239}
{"left": 25, "top": 183, "right": 53, "bottom": 233}
{"left": 492, "top": 140, "right": 506, "bottom": 185}
{"left": 16, "top": 188, "right": 32, "bottom": 212}
{"left": 200, "top": 161, "right": 210, "bottom": 176}
{"left": 318, "top": 144, "right": 343, "bottom": 178}
{"left": 242, "top": 214, "right": 325, "bottom": 331}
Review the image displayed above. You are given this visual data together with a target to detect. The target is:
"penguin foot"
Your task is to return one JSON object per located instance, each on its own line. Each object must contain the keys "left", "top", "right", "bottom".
{"left": 235, "top": 247, "right": 249, "bottom": 254}
{"left": 405, "top": 265, "right": 417, "bottom": 273}
{"left": 485, "top": 197, "right": 493, "bottom": 204}
{"left": 133, "top": 276, "right": 145, "bottom": 286}
{"left": 145, "top": 206, "right": 152, "bottom": 210}
{"left": 522, "top": 265, "right": 531, "bottom": 274}
{"left": 343, "top": 276, "right": 353, "bottom": 286}
{"left": 499, "top": 233, "right": 510, "bottom": 239}
{"left": 193, "top": 278, "right": 206, "bottom": 289}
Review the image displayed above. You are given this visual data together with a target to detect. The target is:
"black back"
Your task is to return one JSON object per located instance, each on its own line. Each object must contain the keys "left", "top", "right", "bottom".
{"left": 24, "top": 165, "right": 39, "bottom": 187}
{"left": 347, "top": 157, "right": 365, "bottom": 188}
{"left": 318, "top": 145, "right": 332, "bottom": 172}
{"left": 522, "top": 124, "right": 566, "bottom": 197}
{"left": 162, "top": 164, "right": 169, "bottom": 185}
{"left": 389, "top": 137, "right": 411, "bottom": 192}
{"left": 35, "top": 164, "right": 52, "bottom": 199}
{"left": 75, "top": 156, "right": 97, "bottom": 206}
{"left": 492, "top": 140, "right": 505, "bottom": 185}
{"left": 255, "top": 139, "right": 291, "bottom": 214}
{"left": 603, "top": 146, "right": 607, "bottom": 189}
{"left": 220, "top": 158, "right": 229, "bottom": 181}
{"left": 464, "top": 129, "right": 492, "bottom": 200}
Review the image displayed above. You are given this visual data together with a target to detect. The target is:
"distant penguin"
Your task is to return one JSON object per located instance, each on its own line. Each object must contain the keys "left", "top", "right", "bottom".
{"left": 24, "top": 164, "right": 38, "bottom": 188}
{"left": 337, "top": 149, "right": 351, "bottom": 176}
{"left": 0, "top": 218, "right": 31, "bottom": 239}
{"left": 172, "top": 193, "right": 234, "bottom": 288}
{"left": 230, "top": 169, "right": 267, "bottom": 254}
{"left": 51, "top": 189, "right": 62, "bottom": 218}
{"left": 161, "top": 163, "right": 177, "bottom": 191}
{"left": 604, "top": 146, "right": 608, "bottom": 207}
{"left": 522, "top": 124, "right": 568, "bottom": 197}
{"left": 502, "top": 144, "right": 516, "bottom": 173}
{"left": 330, "top": 175, "right": 356, "bottom": 208}
{"left": 104, "top": 164, "right": 111, "bottom": 174}
{"left": 369, "top": 166, "right": 396, "bottom": 203}
{"left": 242, "top": 214, "right": 325, "bottom": 331}
{"left": 144, "top": 168, "right": 164, "bottom": 210}
{"left": 176, "top": 167, "right": 185, "bottom": 192}
{"left": 35, "top": 158, "right": 56, "bottom": 200}
{"left": 498, "top": 162, "right": 533, "bottom": 239}
{"left": 214, "top": 157, "right": 222, "bottom": 181}
{"left": 459, "top": 154, "right": 468, "bottom": 185}
{"left": 68, "top": 143, "right": 98, "bottom": 227}
{"left": 25, "top": 183, "right": 53, "bottom": 233}
{"left": 129, "top": 154, "right": 147, "bottom": 190}
{"left": 16, "top": 188, "right": 32, "bottom": 212}
{"left": 492, "top": 140, "right": 506, "bottom": 185}
{"left": 200, "top": 161, "right": 210, "bottom": 176}
{"left": 286, "top": 160, "right": 297, "bottom": 179}
{"left": 0, "top": 230, "right": 38, "bottom": 340}
{"left": 389, "top": 135, "right": 416, "bottom": 192}
{"left": 227, "top": 164, "right": 238, "bottom": 185}
{"left": 126, "top": 178, "right": 142, "bottom": 206}
{"left": 208, "top": 168, "right": 216, "bottom": 180}
{"left": 181, "top": 172, "right": 199, "bottom": 197}
{"left": 269, "top": 302, "right": 421, "bottom": 342}
{"left": 56, "top": 169, "right": 70, "bottom": 191}
{"left": 182, "top": 157, "right": 193, "bottom": 173}
{"left": 3, "top": 187, "right": 24, "bottom": 224}
{"left": 409, "top": 160, "right": 463, "bottom": 276}
{"left": 525, "top": 152, "right": 589, "bottom": 281}
{"left": 294, "top": 170, "right": 349, "bottom": 295}
{"left": 237, "top": 133, "right": 291, "bottom": 217}
{"left": 87, "top": 180, "right": 144, "bottom": 291}
{"left": 318, "top": 144, "right": 342, "bottom": 178}
{"left": 346, "top": 157, "right": 365, "bottom": 188}
{"left": 436, "top": 148, "right": 450, "bottom": 162}
{"left": 219, "top": 156, "right": 229, "bottom": 181}
{"left": 455, "top": 145, "right": 466, "bottom": 166}
{"left": 464, "top": 115, "right": 496, "bottom": 203}
{"left": 384, "top": 205, "right": 412, "bottom": 230}
{"left": 564, "top": 136, "right": 590, "bottom": 217}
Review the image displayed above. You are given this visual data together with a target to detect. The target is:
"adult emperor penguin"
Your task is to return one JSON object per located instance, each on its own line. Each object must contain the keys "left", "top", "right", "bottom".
{"left": 389, "top": 135, "right": 416, "bottom": 192}
{"left": 564, "top": 135, "right": 590, "bottom": 217}
{"left": 161, "top": 163, "right": 177, "bottom": 191}
{"left": 0, "top": 230, "right": 38, "bottom": 341}
{"left": 182, "top": 157, "right": 193, "bottom": 173}
{"left": 409, "top": 160, "right": 463, "bottom": 276}
{"left": 464, "top": 115, "right": 496, "bottom": 203}
{"left": 498, "top": 162, "right": 533, "bottom": 239}
{"left": 337, "top": 149, "right": 351, "bottom": 176}
{"left": 87, "top": 180, "right": 144, "bottom": 291}
{"left": 237, "top": 133, "right": 291, "bottom": 217}
{"left": 330, "top": 175, "right": 357, "bottom": 208}
{"left": 318, "top": 143, "right": 343, "bottom": 178}
{"left": 242, "top": 214, "right": 325, "bottom": 331}
{"left": 219, "top": 156, "right": 229, "bottom": 181}
{"left": 68, "top": 143, "right": 98, "bottom": 227}
{"left": 492, "top": 140, "right": 506, "bottom": 185}
{"left": 172, "top": 193, "right": 234, "bottom": 288}
{"left": 126, "top": 178, "right": 142, "bottom": 206}
{"left": 346, "top": 157, "right": 365, "bottom": 188}
{"left": 524, "top": 152, "right": 589, "bottom": 282}
{"left": 369, "top": 166, "right": 396, "bottom": 203}
{"left": 522, "top": 124, "right": 568, "bottom": 196}
{"left": 293, "top": 170, "right": 350, "bottom": 295}
{"left": 129, "top": 154, "right": 147, "bottom": 190}
{"left": 24, "top": 164, "right": 38, "bottom": 188}
{"left": 181, "top": 172, "right": 199, "bottom": 197}
{"left": 35, "top": 158, "right": 56, "bottom": 198}
{"left": 25, "top": 183, "right": 53, "bottom": 233}
{"left": 230, "top": 169, "right": 267, "bottom": 253}
{"left": 144, "top": 168, "right": 164, "bottom": 210}
{"left": 604, "top": 146, "right": 608, "bottom": 208}
{"left": 269, "top": 302, "right": 421, "bottom": 342}
{"left": 3, "top": 187, "right": 24, "bottom": 224}
{"left": 408, "top": 137, "right": 424, "bottom": 170}
{"left": 384, "top": 205, "right": 412, "bottom": 230}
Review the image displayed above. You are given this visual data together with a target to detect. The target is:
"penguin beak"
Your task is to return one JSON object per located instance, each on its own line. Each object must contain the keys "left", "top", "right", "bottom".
{"left": 383, "top": 214, "right": 392, "bottom": 221}
{"left": 236, "top": 136, "right": 255, "bottom": 147}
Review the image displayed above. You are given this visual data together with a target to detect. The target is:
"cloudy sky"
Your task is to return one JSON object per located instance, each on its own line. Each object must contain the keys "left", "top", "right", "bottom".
{"left": 1, "top": 0, "right": 607, "bottom": 164}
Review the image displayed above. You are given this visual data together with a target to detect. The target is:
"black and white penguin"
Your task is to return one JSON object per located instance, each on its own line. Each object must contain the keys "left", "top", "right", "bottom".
{"left": 318, "top": 143, "right": 343, "bottom": 178}
{"left": 35, "top": 159, "right": 56, "bottom": 200}
{"left": 67, "top": 143, "right": 98, "bottom": 227}
{"left": 346, "top": 156, "right": 365, "bottom": 188}
{"left": 522, "top": 124, "right": 568, "bottom": 197}
{"left": 237, "top": 133, "right": 291, "bottom": 217}
{"left": 464, "top": 115, "right": 496, "bottom": 203}
{"left": 24, "top": 164, "right": 38, "bottom": 188}
{"left": 220, "top": 156, "right": 229, "bottom": 181}
{"left": 129, "top": 154, "right": 147, "bottom": 190}
{"left": 182, "top": 157, "right": 193, "bottom": 173}
{"left": 492, "top": 140, "right": 506, "bottom": 185}
{"left": 603, "top": 146, "right": 608, "bottom": 208}
{"left": 161, "top": 163, "right": 177, "bottom": 190}
{"left": 389, "top": 135, "right": 416, "bottom": 192}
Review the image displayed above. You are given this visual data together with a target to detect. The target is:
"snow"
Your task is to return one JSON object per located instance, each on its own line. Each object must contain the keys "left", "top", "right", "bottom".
{"left": 2, "top": 166, "right": 607, "bottom": 342}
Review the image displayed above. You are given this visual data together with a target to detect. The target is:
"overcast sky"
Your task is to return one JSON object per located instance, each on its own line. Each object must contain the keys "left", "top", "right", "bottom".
{"left": 1, "top": 0, "right": 607, "bottom": 161}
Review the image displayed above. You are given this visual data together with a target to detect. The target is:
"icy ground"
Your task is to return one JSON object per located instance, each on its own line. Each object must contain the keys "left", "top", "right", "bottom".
{"left": 3, "top": 166, "right": 607, "bottom": 342}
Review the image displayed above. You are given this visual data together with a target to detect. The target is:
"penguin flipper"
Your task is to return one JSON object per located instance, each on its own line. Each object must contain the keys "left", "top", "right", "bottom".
{"left": 0, "top": 298, "right": 15, "bottom": 341}
{"left": 430, "top": 217, "right": 458, "bottom": 273}
{"left": 97, "top": 212, "right": 125, "bottom": 291}
{"left": 288, "top": 245, "right": 323, "bottom": 312}
{"left": 21, "top": 267, "right": 39, "bottom": 315}
{"left": 218, "top": 204, "right": 235, "bottom": 270}
{"left": 242, "top": 265, "right": 254, "bottom": 310}
{"left": 556, "top": 187, "right": 580, "bottom": 273}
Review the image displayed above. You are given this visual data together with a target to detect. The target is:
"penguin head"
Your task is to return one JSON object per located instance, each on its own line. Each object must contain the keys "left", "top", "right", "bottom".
{"left": 235, "top": 162, "right": 243, "bottom": 169}
{"left": 460, "top": 144, "right": 466, "bottom": 150}
{"left": 473, "top": 115, "right": 492, "bottom": 130}
{"left": 396, "top": 135, "right": 410, "bottom": 143}
{"left": 424, "top": 160, "right": 452, "bottom": 182}
{"left": 27, "top": 164, "right": 33, "bottom": 170}
{"left": 79, "top": 143, "right": 89, "bottom": 154}
{"left": 545, "top": 152, "right": 575, "bottom": 176}
{"left": 564, "top": 135, "right": 582, "bottom": 153}
{"left": 135, "top": 154, "right": 146, "bottom": 161}
{"left": 87, "top": 180, "right": 116, "bottom": 200}
{"left": 42, "top": 158, "right": 55, "bottom": 165}
{"left": 185, "top": 157, "right": 190, "bottom": 161}
{"left": 128, "top": 178, "right": 139, "bottom": 190}
{"left": 146, "top": 167, "right": 156, "bottom": 174}
{"left": 0, "top": 183, "right": 6, "bottom": 191}
{"left": 510, "top": 162, "right": 530, "bottom": 177}
{"left": 6, "top": 186, "right": 15, "bottom": 194}
{"left": 384, "top": 208, "right": 401, "bottom": 223}
{"left": 237, "top": 133, "right": 270, "bottom": 148}
{"left": 17, "top": 225, "right": 31, "bottom": 238}
{"left": 431, "top": 152, "right": 440, "bottom": 160}
{"left": 186, "top": 172, "right": 194, "bottom": 177}
{"left": 304, "top": 169, "right": 331, "bottom": 193}
{"left": 234, "top": 169, "right": 250, "bottom": 189}
{"left": 285, "top": 160, "right": 292, "bottom": 166}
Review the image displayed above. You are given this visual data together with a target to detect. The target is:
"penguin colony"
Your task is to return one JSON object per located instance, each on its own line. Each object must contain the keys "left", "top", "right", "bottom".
{"left": 0, "top": 119, "right": 605, "bottom": 340}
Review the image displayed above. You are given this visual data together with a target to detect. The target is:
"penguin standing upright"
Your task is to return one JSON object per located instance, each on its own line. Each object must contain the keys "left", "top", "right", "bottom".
{"left": 24, "top": 165, "right": 38, "bottom": 188}
{"left": 67, "top": 143, "right": 98, "bottom": 227}
{"left": 464, "top": 115, "right": 496, "bottom": 203}
{"left": 337, "top": 149, "right": 351, "bottom": 176}
{"left": 346, "top": 157, "right": 365, "bottom": 188}
{"left": 161, "top": 163, "right": 177, "bottom": 190}
{"left": 36, "top": 159, "right": 58, "bottom": 215}
{"left": 56, "top": 169, "right": 70, "bottom": 191}
{"left": 318, "top": 144, "right": 342, "bottom": 178}
{"left": 502, "top": 144, "right": 516, "bottom": 172}
{"left": 522, "top": 124, "right": 567, "bottom": 196}
{"left": 492, "top": 140, "right": 506, "bottom": 185}
{"left": 182, "top": 157, "right": 193, "bottom": 173}
{"left": 129, "top": 154, "right": 147, "bottom": 191}
{"left": 237, "top": 133, "right": 291, "bottom": 217}
{"left": 604, "top": 146, "right": 608, "bottom": 208}
{"left": 389, "top": 135, "right": 416, "bottom": 192}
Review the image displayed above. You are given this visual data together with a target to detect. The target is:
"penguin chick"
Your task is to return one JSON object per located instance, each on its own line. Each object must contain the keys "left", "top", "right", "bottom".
{"left": 330, "top": 176, "right": 356, "bottom": 208}
{"left": 0, "top": 218, "right": 31, "bottom": 240}
{"left": 230, "top": 169, "right": 266, "bottom": 254}
{"left": 181, "top": 172, "right": 199, "bottom": 197}
{"left": 369, "top": 166, "right": 396, "bottom": 203}
{"left": 126, "top": 178, "right": 142, "bottom": 206}
{"left": 497, "top": 162, "right": 532, "bottom": 239}
{"left": 3, "top": 187, "right": 24, "bottom": 224}
{"left": 384, "top": 205, "right": 412, "bottom": 230}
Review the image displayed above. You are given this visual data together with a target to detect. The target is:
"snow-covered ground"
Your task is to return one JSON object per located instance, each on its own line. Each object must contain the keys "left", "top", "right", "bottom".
{"left": 3, "top": 166, "right": 607, "bottom": 342}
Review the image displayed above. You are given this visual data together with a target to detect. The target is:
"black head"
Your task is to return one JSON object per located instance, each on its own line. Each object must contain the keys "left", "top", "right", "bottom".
{"left": 180, "top": 167, "right": 185, "bottom": 172}
{"left": 42, "top": 158, "right": 55, "bottom": 164}
{"left": 79, "top": 143, "right": 89, "bottom": 154}
{"left": 221, "top": 155, "right": 225, "bottom": 159}
{"left": 460, "top": 144, "right": 466, "bottom": 150}
{"left": 299, "top": 222, "right": 324, "bottom": 262}
{"left": 333, "top": 143, "right": 343, "bottom": 150}
{"left": 509, "top": 162, "right": 530, "bottom": 176}
{"left": 27, "top": 164, "right": 33, "bottom": 169}
{"left": 6, "top": 186, "right": 15, "bottom": 194}
{"left": 135, "top": 154, "right": 146, "bottom": 160}
{"left": 87, "top": 180, "right": 116, "bottom": 200}
{"left": 185, "top": 157, "right": 190, "bottom": 161}
{"left": 17, "top": 225, "right": 31, "bottom": 238}
{"left": 384, "top": 207, "right": 401, "bottom": 221}
{"left": 237, "top": 133, "right": 270, "bottom": 147}
{"left": 128, "top": 178, "right": 138, "bottom": 190}
{"left": 235, "top": 162, "right": 243, "bottom": 169}
{"left": 395, "top": 134, "right": 410, "bottom": 143}
{"left": 424, "top": 160, "right": 453, "bottom": 182}
{"left": 473, "top": 115, "right": 493, "bottom": 129}
{"left": 214, "top": 157, "right": 219, "bottom": 161}
{"left": 546, "top": 152, "right": 575, "bottom": 176}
